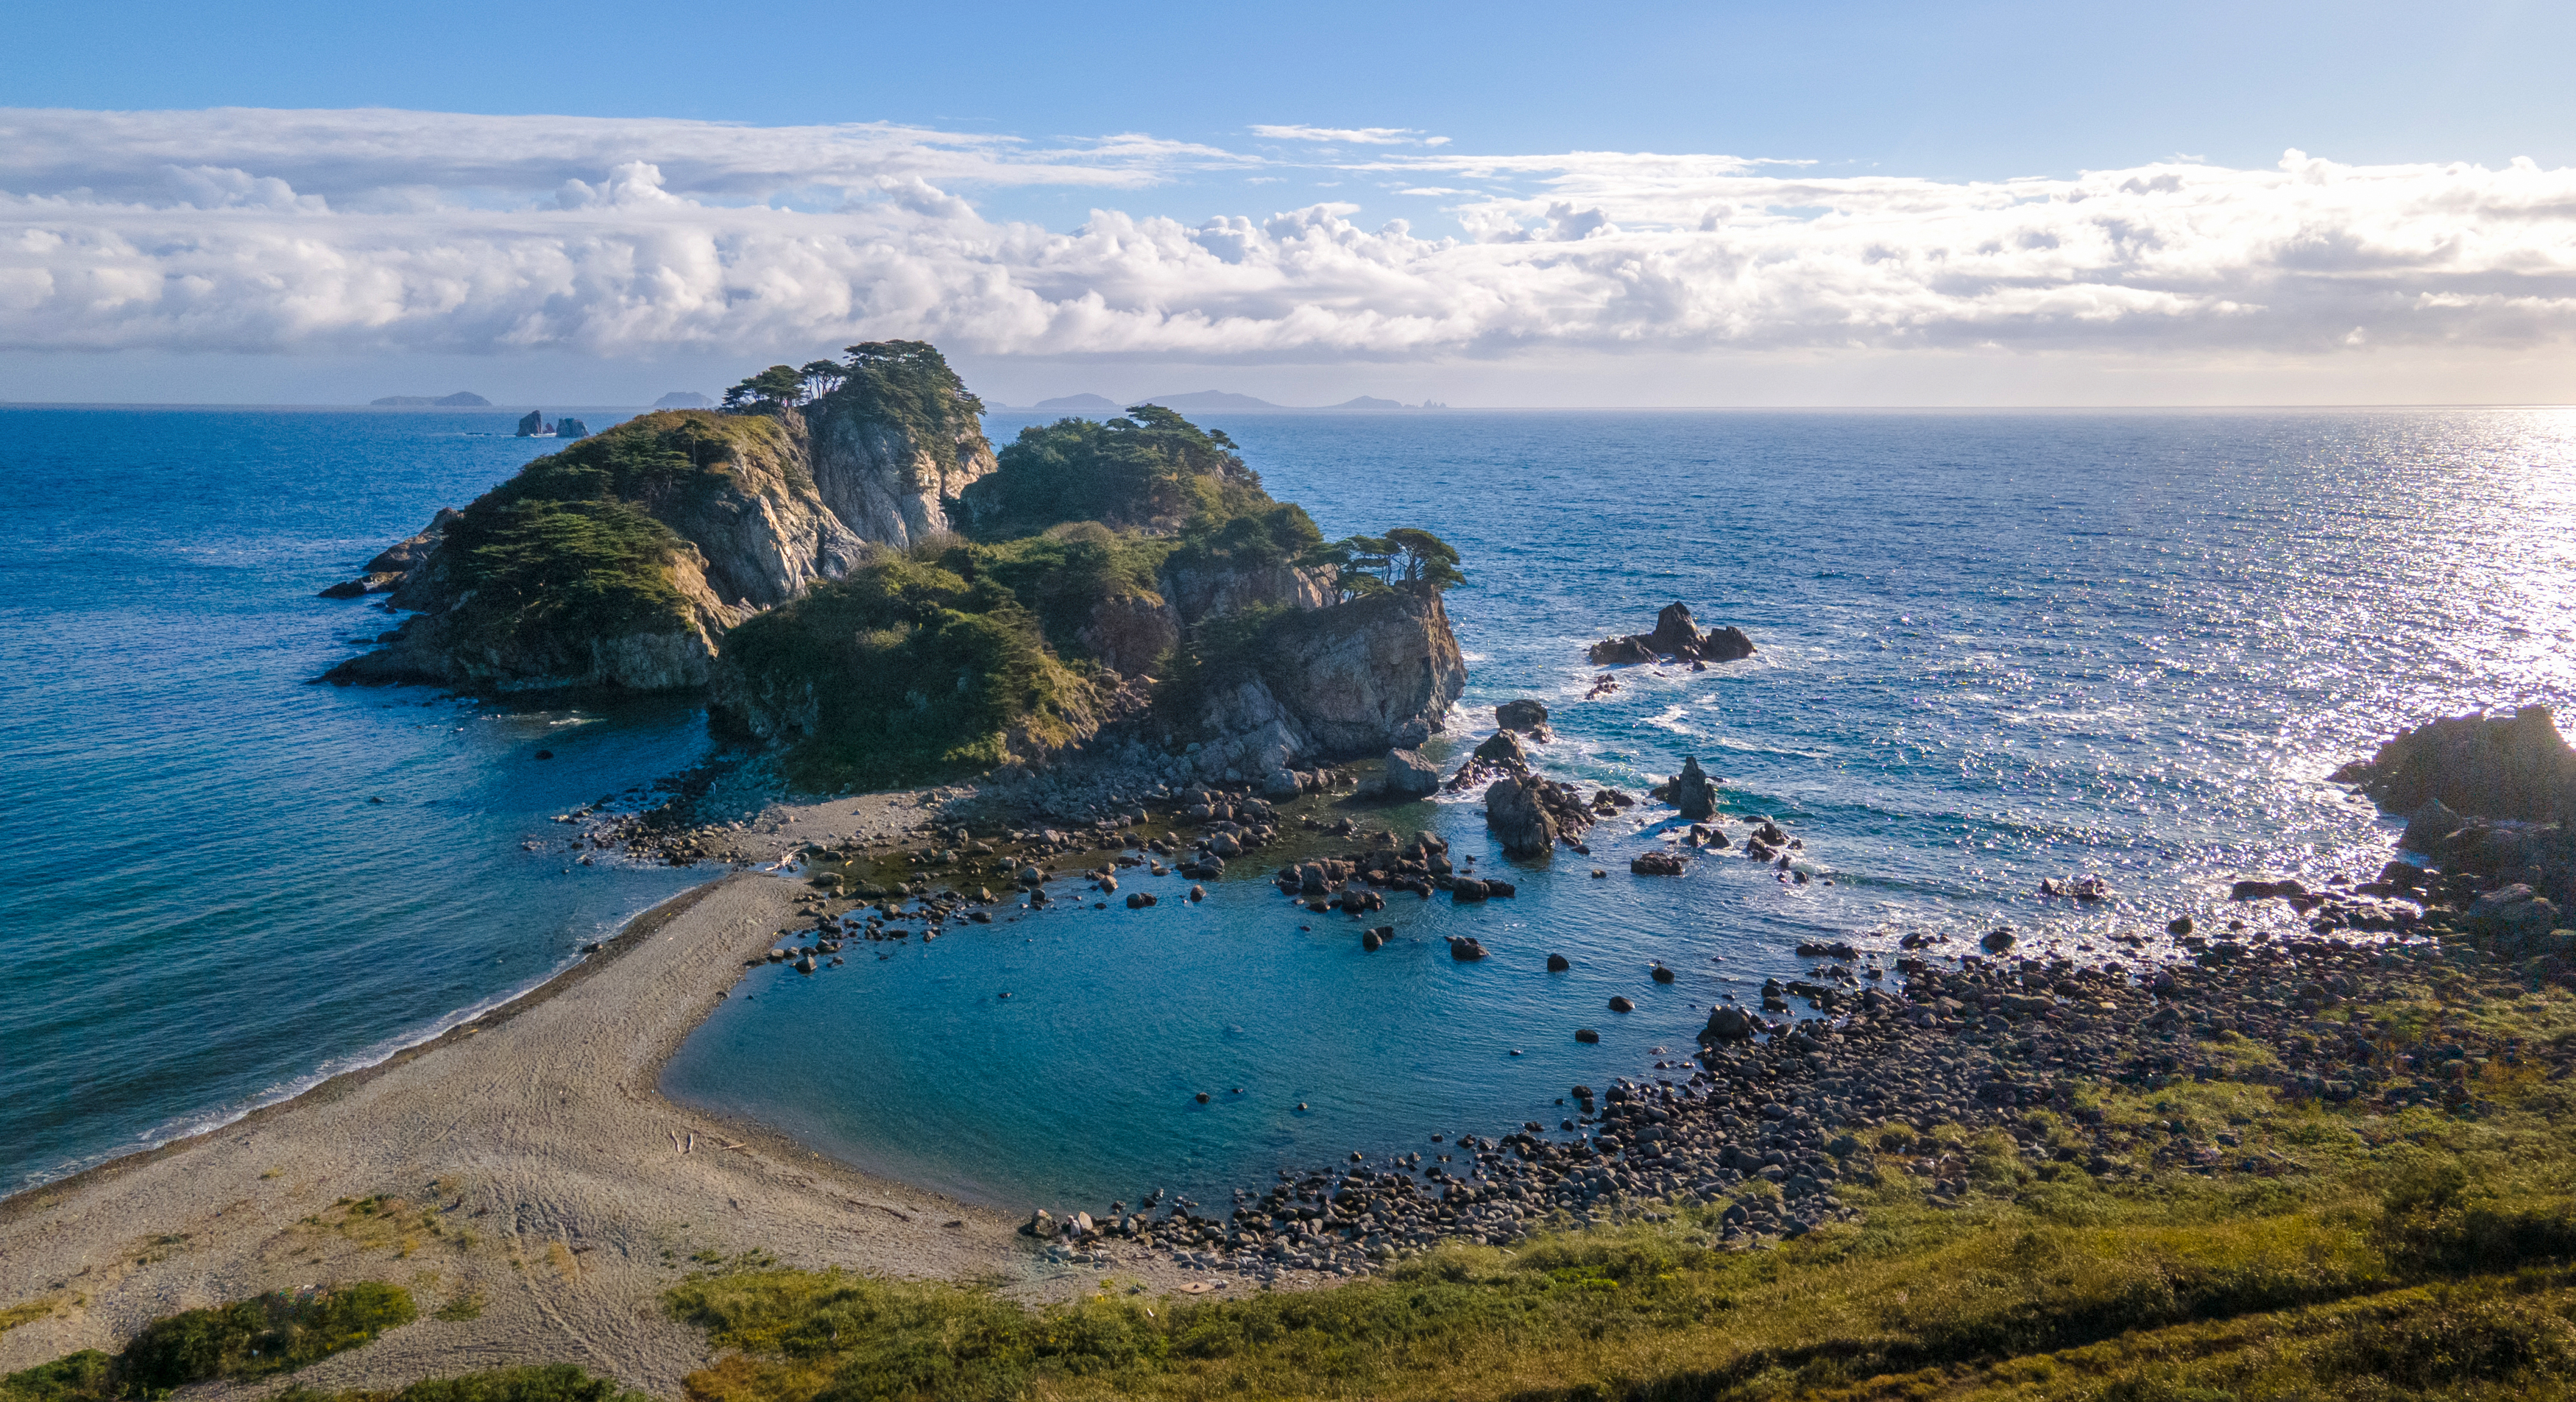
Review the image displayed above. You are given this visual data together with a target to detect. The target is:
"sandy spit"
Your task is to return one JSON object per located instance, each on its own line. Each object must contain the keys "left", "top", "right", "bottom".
{"left": 0, "top": 792, "right": 1178, "bottom": 1397}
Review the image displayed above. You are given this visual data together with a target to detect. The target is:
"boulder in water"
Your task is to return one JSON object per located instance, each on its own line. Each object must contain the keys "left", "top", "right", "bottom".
{"left": 1383, "top": 747, "right": 1441, "bottom": 798}
{"left": 1485, "top": 776, "right": 1557, "bottom": 857}
{"left": 1666, "top": 754, "right": 1718, "bottom": 821}
{"left": 1495, "top": 698, "right": 1552, "bottom": 739}
{"left": 2335, "top": 705, "right": 2576, "bottom": 823}
{"left": 1630, "top": 850, "right": 1687, "bottom": 877}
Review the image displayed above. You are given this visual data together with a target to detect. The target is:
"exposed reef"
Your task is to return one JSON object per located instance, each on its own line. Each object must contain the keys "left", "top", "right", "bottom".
{"left": 1588, "top": 601, "right": 1754, "bottom": 666}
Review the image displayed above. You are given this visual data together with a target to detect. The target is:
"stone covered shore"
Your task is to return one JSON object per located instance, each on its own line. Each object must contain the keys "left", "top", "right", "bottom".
{"left": 1024, "top": 927, "right": 2558, "bottom": 1285}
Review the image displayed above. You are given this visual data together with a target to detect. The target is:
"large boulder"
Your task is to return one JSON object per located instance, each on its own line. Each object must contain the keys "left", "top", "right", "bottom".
{"left": 2335, "top": 706, "right": 2576, "bottom": 824}
{"left": 1485, "top": 775, "right": 1557, "bottom": 857}
{"left": 1702, "top": 1005, "right": 1758, "bottom": 1041}
{"left": 1666, "top": 754, "right": 1718, "bottom": 821}
{"left": 1473, "top": 729, "right": 1530, "bottom": 767}
{"left": 1645, "top": 601, "right": 1703, "bottom": 656}
{"left": 1496, "top": 698, "right": 1551, "bottom": 737}
{"left": 2464, "top": 883, "right": 2559, "bottom": 941}
{"left": 1702, "top": 626, "right": 1756, "bottom": 662}
{"left": 1587, "top": 635, "right": 1657, "bottom": 666}
{"left": 1384, "top": 747, "right": 1441, "bottom": 798}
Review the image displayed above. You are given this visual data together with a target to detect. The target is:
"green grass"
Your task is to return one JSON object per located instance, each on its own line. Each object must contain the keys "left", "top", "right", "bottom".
{"left": 656, "top": 980, "right": 2576, "bottom": 1402}
{"left": 0, "top": 1283, "right": 415, "bottom": 1401}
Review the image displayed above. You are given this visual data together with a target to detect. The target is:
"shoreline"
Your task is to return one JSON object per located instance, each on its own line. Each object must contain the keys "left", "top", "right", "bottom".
{"left": 0, "top": 788, "right": 1193, "bottom": 1398}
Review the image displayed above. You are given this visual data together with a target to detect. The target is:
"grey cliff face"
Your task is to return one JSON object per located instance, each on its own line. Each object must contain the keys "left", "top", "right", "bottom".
{"left": 1179, "top": 585, "right": 1466, "bottom": 780}
{"left": 648, "top": 414, "right": 868, "bottom": 616}
{"left": 803, "top": 397, "right": 998, "bottom": 548}
{"left": 1259, "top": 586, "right": 1467, "bottom": 755}
{"left": 1158, "top": 562, "right": 1336, "bottom": 626}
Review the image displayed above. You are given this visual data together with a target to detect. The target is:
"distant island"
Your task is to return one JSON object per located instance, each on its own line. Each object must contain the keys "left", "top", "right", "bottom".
{"left": 653, "top": 390, "right": 714, "bottom": 408}
{"left": 1011, "top": 390, "right": 1448, "bottom": 413}
{"left": 369, "top": 391, "right": 490, "bottom": 407}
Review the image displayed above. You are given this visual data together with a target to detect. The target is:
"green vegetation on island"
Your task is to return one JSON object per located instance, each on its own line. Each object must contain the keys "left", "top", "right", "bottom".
{"left": 428, "top": 411, "right": 785, "bottom": 651}
{"left": 955, "top": 406, "right": 1271, "bottom": 538}
{"left": 712, "top": 548, "right": 1105, "bottom": 790}
{"left": 712, "top": 397, "right": 1457, "bottom": 791}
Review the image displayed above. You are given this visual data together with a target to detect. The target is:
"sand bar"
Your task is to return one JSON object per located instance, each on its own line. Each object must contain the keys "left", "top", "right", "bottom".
{"left": 0, "top": 793, "right": 1158, "bottom": 1396}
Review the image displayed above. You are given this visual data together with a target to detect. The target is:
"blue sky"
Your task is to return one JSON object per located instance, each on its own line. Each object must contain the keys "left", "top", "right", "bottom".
{"left": 2, "top": 1, "right": 2573, "bottom": 405}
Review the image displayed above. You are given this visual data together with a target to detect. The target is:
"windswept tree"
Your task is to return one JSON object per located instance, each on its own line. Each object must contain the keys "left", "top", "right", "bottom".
{"left": 799, "top": 360, "right": 848, "bottom": 402}
{"left": 1312, "top": 527, "right": 1465, "bottom": 595}
{"left": 721, "top": 364, "right": 807, "bottom": 411}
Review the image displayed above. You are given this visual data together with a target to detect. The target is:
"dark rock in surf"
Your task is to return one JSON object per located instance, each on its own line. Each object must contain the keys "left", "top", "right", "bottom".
{"left": 1666, "top": 754, "right": 1718, "bottom": 821}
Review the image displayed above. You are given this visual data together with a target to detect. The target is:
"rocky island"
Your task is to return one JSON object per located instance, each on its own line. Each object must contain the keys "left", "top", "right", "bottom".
{"left": 324, "top": 341, "right": 1465, "bottom": 793}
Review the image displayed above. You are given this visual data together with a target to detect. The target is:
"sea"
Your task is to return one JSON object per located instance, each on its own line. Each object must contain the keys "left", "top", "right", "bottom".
{"left": 6, "top": 404, "right": 2575, "bottom": 1211}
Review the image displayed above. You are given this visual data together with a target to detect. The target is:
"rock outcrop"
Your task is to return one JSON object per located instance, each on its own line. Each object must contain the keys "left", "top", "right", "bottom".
{"left": 2332, "top": 706, "right": 2576, "bottom": 824}
{"left": 1588, "top": 602, "right": 1755, "bottom": 665}
{"left": 2331, "top": 705, "right": 2576, "bottom": 916}
{"left": 366, "top": 508, "right": 459, "bottom": 578}
{"left": 1663, "top": 754, "right": 1719, "bottom": 820}
{"left": 328, "top": 390, "right": 978, "bottom": 690}
{"left": 327, "top": 344, "right": 1000, "bottom": 693}
{"left": 803, "top": 390, "right": 996, "bottom": 548}
{"left": 1175, "top": 585, "right": 1465, "bottom": 780}
{"left": 1485, "top": 774, "right": 1557, "bottom": 857}
{"left": 1496, "top": 698, "right": 1551, "bottom": 740}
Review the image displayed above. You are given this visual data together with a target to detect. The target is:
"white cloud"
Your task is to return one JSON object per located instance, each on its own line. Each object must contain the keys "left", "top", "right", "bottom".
{"left": 1252, "top": 124, "right": 1443, "bottom": 146}
{"left": 4, "top": 109, "right": 2576, "bottom": 364}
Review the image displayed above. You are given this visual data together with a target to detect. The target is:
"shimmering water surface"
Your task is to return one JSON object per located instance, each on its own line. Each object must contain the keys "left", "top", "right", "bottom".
{"left": 662, "top": 407, "right": 2576, "bottom": 1212}
{"left": 7, "top": 406, "right": 2576, "bottom": 1210}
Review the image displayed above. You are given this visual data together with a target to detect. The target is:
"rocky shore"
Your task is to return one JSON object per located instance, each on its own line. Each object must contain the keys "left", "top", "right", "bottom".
{"left": 1008, "top": 908, "right": 2563, "bottom": 1286}
{"left": 974, "top": 707, "right": 2576, "bottom": 1288}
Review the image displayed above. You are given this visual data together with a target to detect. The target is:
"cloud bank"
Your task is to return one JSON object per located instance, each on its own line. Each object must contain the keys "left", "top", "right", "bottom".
{"left": 4, "top": 107, "right": 2575, "bottom": 364}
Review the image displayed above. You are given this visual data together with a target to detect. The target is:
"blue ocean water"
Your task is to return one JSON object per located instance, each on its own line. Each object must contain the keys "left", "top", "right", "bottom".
{"left": 0, "top": 407, "right": 710, "bottom": 1196}
{"left": 7, "top": 406, "right": 2576, "bottom": 1214}
{"left": 661, "top": 407, "right": 2576, "bottom": 1213}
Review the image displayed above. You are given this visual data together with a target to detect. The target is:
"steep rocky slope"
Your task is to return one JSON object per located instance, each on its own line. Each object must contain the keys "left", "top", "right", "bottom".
{"left": 324, "top": 345, "right": 994, "bottom": 692}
